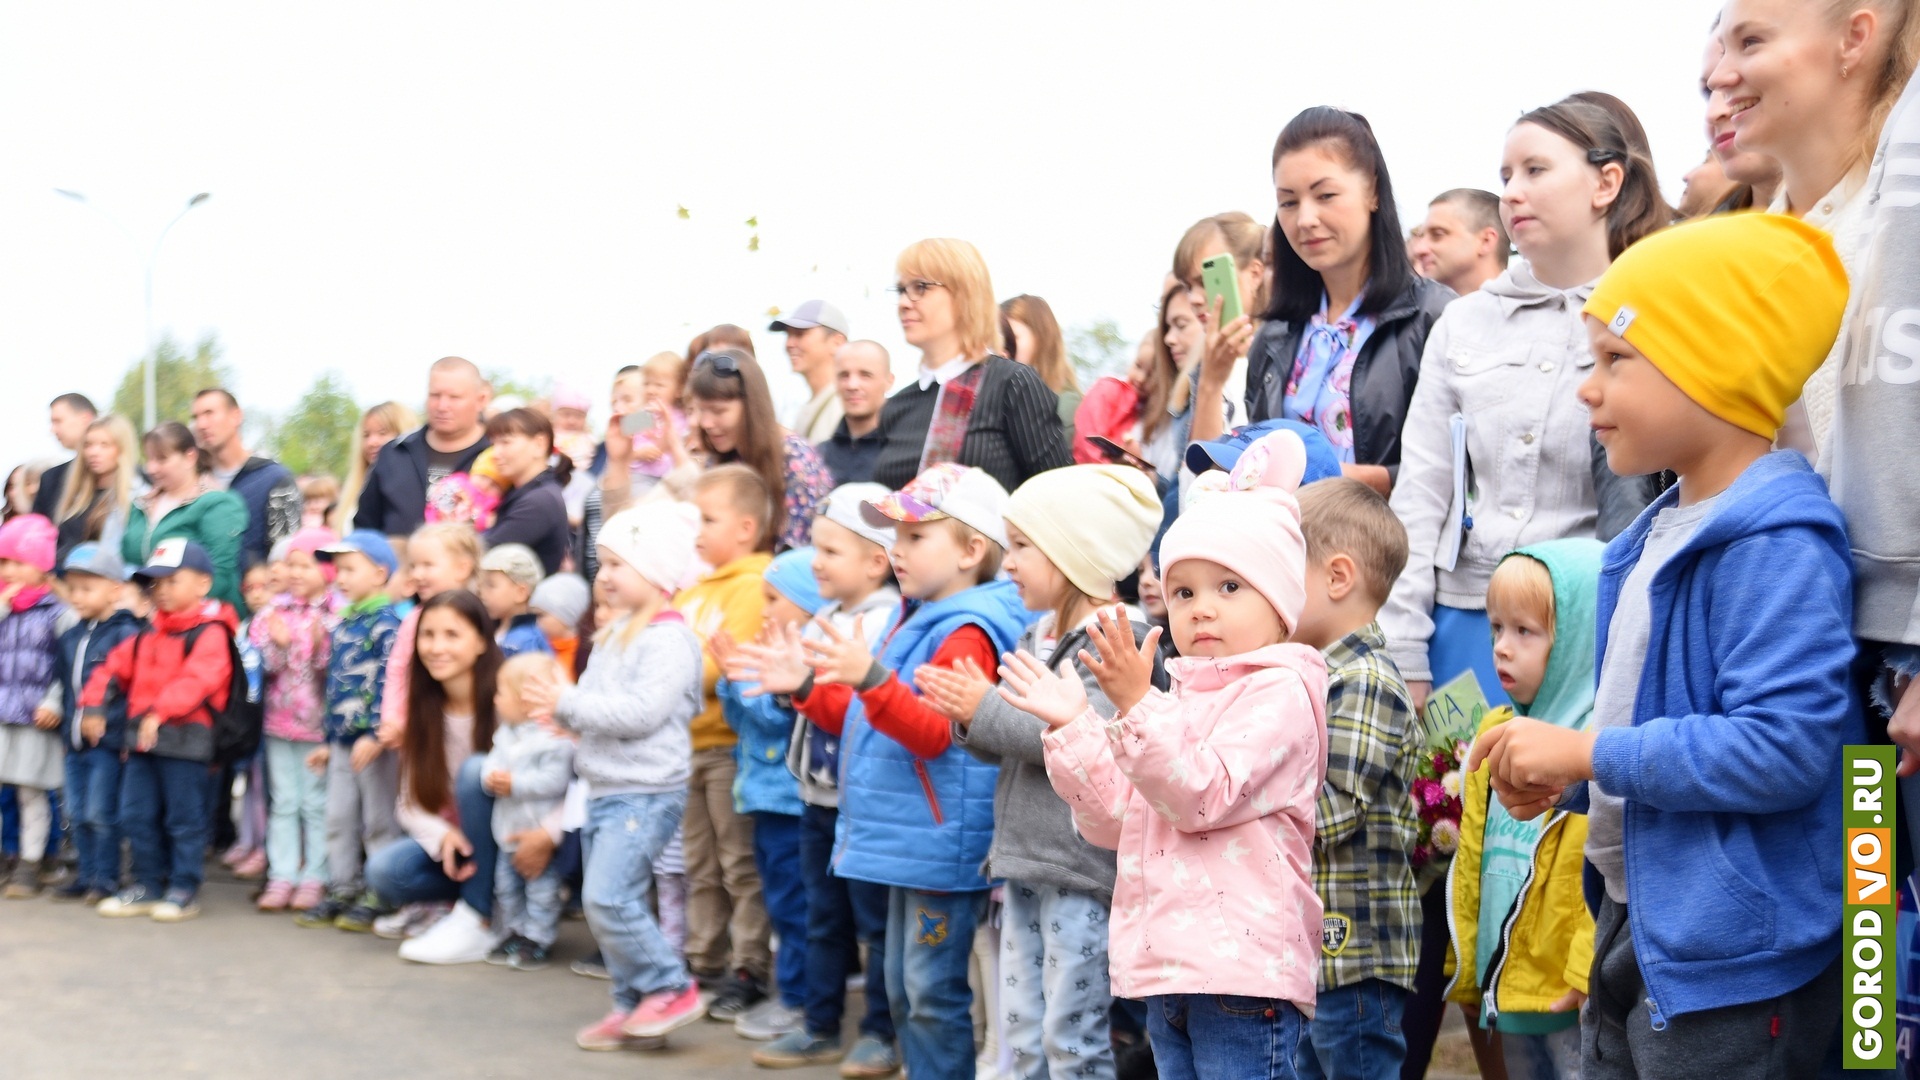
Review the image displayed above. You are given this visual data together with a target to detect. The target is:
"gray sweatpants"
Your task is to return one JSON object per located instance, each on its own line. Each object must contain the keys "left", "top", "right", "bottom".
{"left": 324, "top": 742, "right": 400, "bottom": 896}
{"left": 1582, "top": 896, "right": 1842, "bottom": 1080}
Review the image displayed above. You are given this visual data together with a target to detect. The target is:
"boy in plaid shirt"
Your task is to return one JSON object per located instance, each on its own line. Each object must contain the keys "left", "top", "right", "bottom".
{"left": 1291, "top": 478, "right": 1423, "bottom": 1080}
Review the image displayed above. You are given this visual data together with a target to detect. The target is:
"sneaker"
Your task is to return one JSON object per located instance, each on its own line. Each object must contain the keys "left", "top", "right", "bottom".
{"left": 621, "top": 982, "right": 706, "bottom": 1038}
{"left": 231, "top": 849, "right": 268, "bottom": 880}
{"left": 486, "top": 933, "right": 528, "bottom": 967}
{"left": 840, "top": 1035, "right": 900, "bottom": 1078}
{"left": 290, "top": 881, "right": 326, "bottom": 912}
{"left": 98, "top": 886, "right": 159, "bottom": 918}
{"left": 51, "top": 880, "right": 91, "bottom": 903}
{"left": 705, "top": 969, "right": 767, "bottom": 1022}
{"left": 257, "top": 880, "right": 295, "bottom": 912}
{"left": 295, "top": 891, "right": 352, "bottom": 928}
{"left": 735, "top": 999, "right": 805, "bottom": 1041}
{"left": 397, "top": 901, "right": 499, "bottom": 965}
{"left": 335, "top": 892, "right": 391, "bottom": 933}
{"left": 753, "top": 1030, "right": 846, "bottom": 1068}
{"left": 151, "top": 889, "right": 201, "bottom": 923}
{"left": 80, "top": 887, "right": 109, "bottom": 906}
{"left": 4, "top": 861, "right": 42, "bottom": 899}
{"left": 220, "top": 841, "right": 251, "bottom": 867}
{"left": 571, "top": 954, "right": 611, "bottom": 980}
{"left": 576, "top": 1010, "right": 665, "bottom": 1052}
{"left": 510, "top": 941, "right": 552, "bottom": 972}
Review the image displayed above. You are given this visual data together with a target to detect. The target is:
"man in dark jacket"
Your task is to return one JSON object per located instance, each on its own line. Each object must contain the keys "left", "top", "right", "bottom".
{"left": 818, "top": 340, "right": 894, "bottom": 484}
{"left": 32, "top": 393, "right": 97, "bottom": 520}
{"left": 353, "top": 357, "right": 492, "bottom": 536}
{"left": 192, "top": 389, "right": 299, "bottom": 566}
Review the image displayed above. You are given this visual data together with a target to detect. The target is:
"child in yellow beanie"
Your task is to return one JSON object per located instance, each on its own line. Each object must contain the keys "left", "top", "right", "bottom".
{"left": 1468, "top": 213, "right": 1859, "bottom": 1078}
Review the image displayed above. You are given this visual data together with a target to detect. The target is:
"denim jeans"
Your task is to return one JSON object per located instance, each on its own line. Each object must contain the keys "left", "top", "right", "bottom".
{"left": 119, "top": 753, "right": 214, "bottom": 897}
{"left": 1001, "top": 882, "right": 1115, "bottom": 1080}
{"left": 584, "top": 790, "right": 692, "bottom": 1011}
{"left": 1502, "top": 1026, "right": 1581, "bottom": 1080}
{"left": 752, "top": 810, "right": 808, "bottom": 1007}
{"left": 1295, "top": 978, "right": 1408, "bottom": 1080}
{"left": 264, "top": 736, "right": 328, "bottom": 886}
{"left": 1147, "top": 994, "right": 1307, "bottom": 1080}
{"left": 364, "top": 755, "right": 496, "bottom": 916}
{"left": 886, "top": 885, "right": 988, "bottom": 1080}
{"left": 494, "top": 848, "right": 566, "bottom": 947}
{"left": 323, "top": 740, "right": 399, "bottom": 895}
{"left": 799, "top": 803, "right": 893, "bottom": 1040}
{"left": 64, "top": 746, "right": 122, "bottom": 893}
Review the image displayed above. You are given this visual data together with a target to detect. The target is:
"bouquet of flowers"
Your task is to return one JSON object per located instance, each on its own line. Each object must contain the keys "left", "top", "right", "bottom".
{"left": 1409, "top": 671, "right": 1487, "bottom": 891}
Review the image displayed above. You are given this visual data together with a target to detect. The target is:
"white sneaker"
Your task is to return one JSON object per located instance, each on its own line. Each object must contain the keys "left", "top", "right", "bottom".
{"left": 397, "top": 901, "right": 500, "bottom": 964}
{"left": 376, "top": 901, "right": 450, "bottom": 940}
{"left": 733, "top": 998, "right": 804, "bottom": 1040}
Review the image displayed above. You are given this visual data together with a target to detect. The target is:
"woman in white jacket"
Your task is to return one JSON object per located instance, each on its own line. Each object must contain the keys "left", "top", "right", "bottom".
{"left": 1382, "top": 95, "right": 1672, "bottom": 713}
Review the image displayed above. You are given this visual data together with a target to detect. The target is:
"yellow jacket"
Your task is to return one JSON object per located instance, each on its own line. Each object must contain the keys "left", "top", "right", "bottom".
{"left": 1444, "top": 707, "right": 1593, "bottom": 1018}
{"left": 674, "top": 553, "right": 772, "bottom": 752}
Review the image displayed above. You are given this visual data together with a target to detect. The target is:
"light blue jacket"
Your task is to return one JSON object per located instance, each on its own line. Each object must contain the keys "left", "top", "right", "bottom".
{"left": 720, "top": 676, "right": 803, "bottom": 817}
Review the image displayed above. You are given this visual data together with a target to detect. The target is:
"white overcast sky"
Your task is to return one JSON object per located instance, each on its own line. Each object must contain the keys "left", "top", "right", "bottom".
{"left": 2, "top": 1, "right": 1718, "bottom": 473}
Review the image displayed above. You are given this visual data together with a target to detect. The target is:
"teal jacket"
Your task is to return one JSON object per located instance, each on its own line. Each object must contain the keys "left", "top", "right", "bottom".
{"left": 123, "top": 488, "right": 249, "bottom": 612}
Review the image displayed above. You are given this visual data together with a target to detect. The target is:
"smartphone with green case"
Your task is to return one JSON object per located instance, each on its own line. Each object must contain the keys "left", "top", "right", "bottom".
{"left": 1201, "top": 252, "right": 1243, "bottom": 325}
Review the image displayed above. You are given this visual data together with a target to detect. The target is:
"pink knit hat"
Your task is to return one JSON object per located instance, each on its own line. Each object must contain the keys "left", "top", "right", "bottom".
{"left": 0, "top": 514, "right": 58, "bottom": 574}
{"left": 287, "top": 526, "right": 339, "bottom": 580}
{"left": 1158, "top": 430, "right": 1308, "bottom": 633}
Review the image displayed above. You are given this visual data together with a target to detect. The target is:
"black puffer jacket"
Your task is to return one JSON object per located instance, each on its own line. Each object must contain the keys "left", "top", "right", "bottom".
{"left": 1244, "top": 277, "right": 1455, "bottom": 481}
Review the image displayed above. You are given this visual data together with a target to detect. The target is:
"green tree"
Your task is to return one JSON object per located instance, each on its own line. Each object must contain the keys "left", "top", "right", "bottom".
{"left": 484, "top": 367, "right": 548, "bottom": 406}
{"left": 1067, "top": 318, "right": 1132, "bottom": 384}
{"left": 264, "top": 372, "right": 362, "bottom": 480}
{"left": 109, "top": 333, "right": 233, "bottom": 428}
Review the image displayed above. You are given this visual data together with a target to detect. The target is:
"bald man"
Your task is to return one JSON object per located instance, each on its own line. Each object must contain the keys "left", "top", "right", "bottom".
{"left": 353, "top": 356, "right": 494, "bottom": 534}
{"left": 819, "top": 340, "right": 895, "bottom": 483}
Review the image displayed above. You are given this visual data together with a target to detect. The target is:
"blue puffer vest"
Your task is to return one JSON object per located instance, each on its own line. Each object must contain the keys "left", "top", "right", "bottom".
{"left": 0, "top": 595, "right": 63, "bottom": 726}
{"left": 835, "top": 579, "right": 1035, "bottom": 893}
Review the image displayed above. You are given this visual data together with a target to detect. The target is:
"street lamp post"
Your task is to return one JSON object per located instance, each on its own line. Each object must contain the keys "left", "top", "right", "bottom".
{"left": 54, "top": 190, "right": 213, "bottom": 431}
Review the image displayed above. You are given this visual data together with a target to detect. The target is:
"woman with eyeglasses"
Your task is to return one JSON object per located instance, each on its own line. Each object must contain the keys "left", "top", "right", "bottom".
{"left": 678, "top": 348, "right": 833, "bottom": 553}
{"left": 869, "top": 239, "right": 1073, "bottom": 493}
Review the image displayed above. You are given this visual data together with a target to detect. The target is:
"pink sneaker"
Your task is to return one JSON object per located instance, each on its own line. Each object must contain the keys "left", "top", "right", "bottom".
{"left": 576, "top": 1010, "right": 666, "bottom": 1052}
{"left": 232, "top": 849, "right": 268, "bottom": 880}
{"left": 290, "top": 881, "right": 326, "bottom": 911}
{"left": 621, "top": 983, "right": 704, "bottom": 1038}
{"left": 221, "top": 842, "right": 251, "bottom": 868}
{"left": 256, "top": 880, "right": 295, "bottom": 912}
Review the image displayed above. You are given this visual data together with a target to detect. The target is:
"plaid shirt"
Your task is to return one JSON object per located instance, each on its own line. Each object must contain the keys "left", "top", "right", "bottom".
{"left": 1313, "top": 622, "right": 1423, "bottom": 991}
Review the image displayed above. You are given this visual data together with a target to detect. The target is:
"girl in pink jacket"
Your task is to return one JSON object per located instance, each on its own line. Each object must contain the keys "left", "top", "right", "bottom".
{"left": 1001, "top": 430, "right": 1327, "bottom": 1080}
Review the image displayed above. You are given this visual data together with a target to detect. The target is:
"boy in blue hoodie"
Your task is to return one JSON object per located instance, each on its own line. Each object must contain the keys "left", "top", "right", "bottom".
{"left": 1468, "top": 213, "right": 1857, "bottom": 1079}
{"left": 797, "top": 464, "right": 1034, "bottom": 1080}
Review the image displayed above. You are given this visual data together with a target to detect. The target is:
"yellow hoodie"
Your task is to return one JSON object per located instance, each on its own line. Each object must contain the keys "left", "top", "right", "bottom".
{"left": 674, "top": 552, "right": 773, "bottom": 752}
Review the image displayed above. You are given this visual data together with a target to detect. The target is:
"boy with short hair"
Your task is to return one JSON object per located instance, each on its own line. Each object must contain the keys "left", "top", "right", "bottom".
{"left": 50, "top": 544, "right": 144, "bottom": 903}
{"left": 1470, "top": 214, "right": 1858, "bottom": 1078}
{"left": 84, "top": 539, "right": 238, "bottom": 923}
{"left": 479, "top": 543, "right": 553, "bottom": 659}
{"left": 1290, "top": 477, "right": 1423, "bottom": 1080}
{"left": 299, "top": 530, "right": 405, "bottom": 931}
{"left": 674, "top": 463, "right": 775, "bottom": 1017}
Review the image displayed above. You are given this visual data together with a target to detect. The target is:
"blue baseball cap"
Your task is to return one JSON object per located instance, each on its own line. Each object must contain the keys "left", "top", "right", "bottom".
{"left": 317, "top": 530, "right": 399, "bottom": 577}
{"left": 132, "top": 538, "right": 214, "bottom": 584}
{"left": 59, "top": 542, "right": 127, "bottom": 582}
{"left": 1185, "top": 418, "right": 1343, "bottom": 486}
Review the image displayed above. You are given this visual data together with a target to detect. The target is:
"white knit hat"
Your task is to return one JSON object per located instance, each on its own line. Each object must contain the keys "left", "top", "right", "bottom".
{"left": 1004, "top": 465, "right": 1161, "bottom": 600}
{"left": 597, "top": 503, "right": 706, "bottom": 594}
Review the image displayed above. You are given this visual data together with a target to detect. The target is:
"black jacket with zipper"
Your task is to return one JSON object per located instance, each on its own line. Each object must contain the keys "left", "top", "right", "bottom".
{"left": 351, "top": 427, "right": 489, "bottom": 537}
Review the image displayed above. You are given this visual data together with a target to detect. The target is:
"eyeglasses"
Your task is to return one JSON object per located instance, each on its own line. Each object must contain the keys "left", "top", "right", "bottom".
{"left": 695, "top": 351, "right": 744, "bottom": 378}
{"left": 889, "top": 279, "right": 946, "bottom": 301}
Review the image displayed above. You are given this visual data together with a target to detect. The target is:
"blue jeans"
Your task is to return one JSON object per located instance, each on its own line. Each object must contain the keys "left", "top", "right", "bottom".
{"left": 752, "top": 811, "right": 808, "bottom": 1007}
{"left": 1002, "top": 882, "right": 1115, "bottom": 1080}
{"left": 365, "top": 756, "right": 496, "bottom": 916}
{"left": 1147, "top": 994, "right": 1307, "bottom": 1080}
{"left": 800, "top": 803, "right": 893, "bottom": 1040}
{"left": 494, "top": 849, "right": 566, "bottom": 947}
{"left": 584, "top": 790, "right": 691, "bottom": 1011}
{"left": 1295, "top": 979, "right": 1408, "bottom": 1080}
{"left": 64, "top": 746, "right": 123, "bottom": 893}
{"left": 119, "top": 753, "right": 214, "bottom": 897}
{"left": 886, "top": 885, "right": 987, "bottom": 1080}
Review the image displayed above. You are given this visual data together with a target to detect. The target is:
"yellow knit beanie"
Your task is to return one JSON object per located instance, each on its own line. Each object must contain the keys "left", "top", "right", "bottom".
{"left": 1581, "top": 213, "right": 1848, "bottom": 439}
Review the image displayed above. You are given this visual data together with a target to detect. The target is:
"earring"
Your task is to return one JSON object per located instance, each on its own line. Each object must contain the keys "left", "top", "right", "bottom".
{"left": 1842, "top": 65, "right": 1851, "bottom": 78}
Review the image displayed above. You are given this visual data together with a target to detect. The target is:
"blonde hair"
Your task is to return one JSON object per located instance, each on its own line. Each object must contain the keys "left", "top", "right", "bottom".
{"left": 636, "top": 351, "right": 688, "bottom": 401}
{"left": 300, "top": 474, "right": 339, "bottom": 507}
{"left": 947, "top": 519, "right": 1004, "bottom": 584}
{"left": 897, "top": 238, "right": 1001, "bottom": 361}
{"left": 1486, "top": 554, "right": 1556, "bottom": 638}
{"left": 1297, "top": 477, "right": 1409, "bottom": 604}
{"left": 1840, "top": 0, "right": 1920, "bottom": 157}
{"left": 337, "top": 401, "right": 419, "bottom": 532}
{"left": 694, "top": 464, "right": 774, "bottom": 553}
{"left": 58, "top": 414, "right": 138, "bottom": 533}
{"left": 498, "top": 651, "right": 570, "bottom": 710}
{"left": 1001, "top": 294, "right": 1079, "bottom": 395}
{"left": 1172, "top": 212, "right": 1272, "bottom": 315}
{"left": 408, "top": 521, "right": 484, "bottom": 589}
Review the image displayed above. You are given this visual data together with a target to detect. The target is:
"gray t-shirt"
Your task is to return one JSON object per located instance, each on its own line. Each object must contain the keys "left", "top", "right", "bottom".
{"left": 1585, "top": 494, "right": 1719, "bottom": 904}
{"left": 209, "top": 463, "right": 239, "bottom": 491}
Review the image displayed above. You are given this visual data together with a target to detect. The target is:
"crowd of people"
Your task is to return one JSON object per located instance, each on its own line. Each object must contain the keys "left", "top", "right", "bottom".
{"left": 5, "top": 2, "right": 1920, "bottom": 1077}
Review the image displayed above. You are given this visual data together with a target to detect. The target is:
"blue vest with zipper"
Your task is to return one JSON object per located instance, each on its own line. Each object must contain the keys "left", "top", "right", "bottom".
{"left": 835, "top": 579, "right": 1034, "bottom": 893}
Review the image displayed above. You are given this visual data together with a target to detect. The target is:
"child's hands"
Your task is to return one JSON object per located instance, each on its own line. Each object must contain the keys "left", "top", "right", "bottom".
{"left": 376, "top": 717, "right": 405, "bottom": 751}
{"left": 803, "top": 614, "right": 875, "bottom": 687}
{"left": 708, "top": 629, "right": 742, "bottom": 672}
{"left": 519, "top": 665, "right": 561, "bottom": 721}
{"left": 996, "top": 650, "right": 1090, "bottom": 730}
{"left": 728, "top": 621, "right": 812, "bottom": 696}
{"left": 32, "top": 706, "right": 59, "bottom": 731}
{"left": 1080, "top": 607, "right": 1159, "bottom": 717}
{"left": 136, "top": 714, "right": 160, "bottom": 753}
{"left": 1547, "top": 988, "right": 1586, "bottom": 1013}
{"left": 916, "top": 657, "right": 994, "bottom": 728}
{"left": 633, "top": 443, "right": 664, "bottom": 464}
{"left": 1467, "top": 716, "right": 1596, "bottom": 820}
{"left": 80, "top": 714, "right": 105, "bottom": 746}
{"left": 268, "top": 612, "right": 291, "bottom": 649}
{"left": 483, "top": 768, "right": 513, "bottom": 797}
{"left": 650, "top": 399, "right": 692, "bottom": 467}
{"left": 349, "top": 734, "right": 383, "bottom": 772}
{"left": 306, "top": 745, "right": 331, "bottom": 775}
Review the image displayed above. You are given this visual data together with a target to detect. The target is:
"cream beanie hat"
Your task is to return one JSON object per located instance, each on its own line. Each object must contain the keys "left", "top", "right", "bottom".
{"left": 1004, "top": 465, "right": 1162, "bottom": 600}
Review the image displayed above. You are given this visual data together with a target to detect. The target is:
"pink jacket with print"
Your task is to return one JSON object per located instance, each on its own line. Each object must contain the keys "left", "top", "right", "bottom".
{"left": 1042, "top": 642, "right": 1328, "bottom": 1014}
{"left": 250, "top": 592, "right": 337, "bottom": 743}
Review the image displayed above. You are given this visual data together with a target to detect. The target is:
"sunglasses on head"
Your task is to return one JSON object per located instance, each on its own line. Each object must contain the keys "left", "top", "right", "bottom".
{"left": 695, "top": 351, "right": 744, "bottom": 378}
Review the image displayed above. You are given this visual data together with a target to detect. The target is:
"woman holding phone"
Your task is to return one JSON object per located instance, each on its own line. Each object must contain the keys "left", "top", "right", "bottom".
{"left": 869, "top": 238, "right": 1072, "bottom": 492}
{"left": 1241, "top": 107, "right": 1454, "bottom": 497}
{"left": 1173, "top": 212, "right": 1269, "bottom": 447}
{"left": 366, "top": 590, "right": 503, "bottom": 966}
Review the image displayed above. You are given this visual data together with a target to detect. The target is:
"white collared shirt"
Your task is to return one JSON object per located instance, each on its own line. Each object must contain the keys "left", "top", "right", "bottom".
{"left": 916, "top": 354, "right": 972, "bottom": 392}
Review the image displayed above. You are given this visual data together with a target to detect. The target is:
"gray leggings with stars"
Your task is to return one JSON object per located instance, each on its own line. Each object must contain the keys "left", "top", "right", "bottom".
{"left": 1001, "top": 881, "right": 1116, "bottom": 1080}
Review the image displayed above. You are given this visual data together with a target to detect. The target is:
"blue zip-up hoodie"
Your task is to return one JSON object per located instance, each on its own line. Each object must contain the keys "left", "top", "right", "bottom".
{"left": 836, "top": 578, "right": 1035, "bottom": 893}
{"left": 54, "top": 608, "right": 145, "bottom": 751}
{"left": 720, "top": 677, "right": 804, "bottom": 817}
{"left": 1563, "top": 451, "right": 1859, "bottom": 1025}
